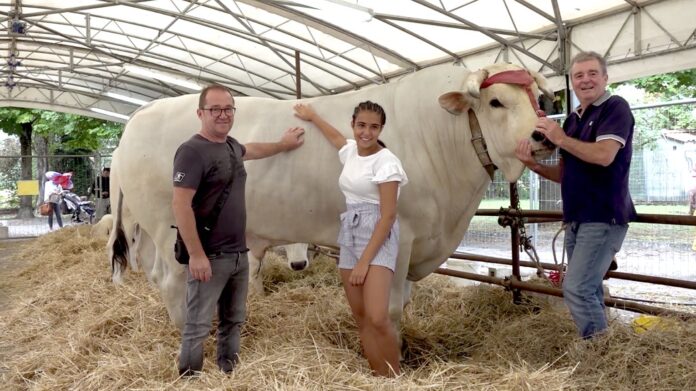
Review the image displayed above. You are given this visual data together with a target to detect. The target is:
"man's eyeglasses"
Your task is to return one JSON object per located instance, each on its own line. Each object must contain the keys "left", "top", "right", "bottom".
{"left": 201, "top": 107, "right": 236, "bottom": 117}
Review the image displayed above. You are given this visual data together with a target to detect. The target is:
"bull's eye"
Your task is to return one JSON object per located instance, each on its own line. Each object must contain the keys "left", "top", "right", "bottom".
{"left": 489, "top": 98, "right": 504, "bottom": 108}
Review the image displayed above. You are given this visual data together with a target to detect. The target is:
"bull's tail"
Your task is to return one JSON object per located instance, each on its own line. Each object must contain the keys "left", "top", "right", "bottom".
{"left": 110, "top": 188, "right": 129, "bottom": 283}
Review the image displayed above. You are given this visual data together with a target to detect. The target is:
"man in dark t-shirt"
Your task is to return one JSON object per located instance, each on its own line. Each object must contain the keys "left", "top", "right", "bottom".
{"left": 515, "top": 51, "right": 636, "bottom": 339}
{"left": 173, "top": 84, "right": 304, "bottom": 376}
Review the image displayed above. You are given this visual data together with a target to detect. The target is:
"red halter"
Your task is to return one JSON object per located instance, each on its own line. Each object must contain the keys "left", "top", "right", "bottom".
{"left": 480, "top": 70, "right": 546, "bottom": 118}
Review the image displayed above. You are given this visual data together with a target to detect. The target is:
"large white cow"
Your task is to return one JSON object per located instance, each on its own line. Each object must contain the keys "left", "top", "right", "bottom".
{"left": 107, "top": 151, "right": 315, "bottom": 324}
{"left": 110, "top": 62, "right": 554, "bottom": 331}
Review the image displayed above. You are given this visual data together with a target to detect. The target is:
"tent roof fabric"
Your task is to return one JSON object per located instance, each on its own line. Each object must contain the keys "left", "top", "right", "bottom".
{"left": 0, "top": 0, "right": 694, "bottom": 122}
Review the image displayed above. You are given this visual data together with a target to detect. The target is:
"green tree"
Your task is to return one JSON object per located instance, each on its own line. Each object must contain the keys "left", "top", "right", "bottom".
{"left": 613, "top": 69, "right": 696, "bottom": 150}
{"left": 629, "top": 69, "right": 696, "bottom": 98}
{"left": 0, "top": 108, "right": 122, "bottom": 218}
{"left": 0, "top": 136, "right": 20, "bottom": 208}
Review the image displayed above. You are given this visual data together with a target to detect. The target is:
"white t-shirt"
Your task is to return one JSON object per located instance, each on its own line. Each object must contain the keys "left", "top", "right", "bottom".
{"left": 338, "top": 139, "right": 408, "bottom": 205}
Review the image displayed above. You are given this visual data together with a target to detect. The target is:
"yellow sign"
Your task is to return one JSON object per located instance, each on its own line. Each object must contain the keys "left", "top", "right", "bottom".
{"left": 17, "top": 180, "right": 39, "bottom": 196}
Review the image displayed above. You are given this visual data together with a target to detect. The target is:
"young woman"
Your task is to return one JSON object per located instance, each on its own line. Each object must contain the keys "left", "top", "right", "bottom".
{"left": 294, "top": 101, "right": 407, "bottom": 377}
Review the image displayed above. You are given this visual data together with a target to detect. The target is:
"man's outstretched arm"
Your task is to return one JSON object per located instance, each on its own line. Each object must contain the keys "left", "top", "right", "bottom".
{"left": 243, "top": 127, "right": 305, "bottom": 161}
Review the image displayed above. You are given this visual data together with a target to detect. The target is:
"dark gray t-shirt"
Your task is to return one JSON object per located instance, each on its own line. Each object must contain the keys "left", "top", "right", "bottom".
{"left": 173, "top": 134, "right": 247, "bottom": 253}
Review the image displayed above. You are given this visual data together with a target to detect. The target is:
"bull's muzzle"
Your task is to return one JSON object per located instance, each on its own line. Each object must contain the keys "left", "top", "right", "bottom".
{"left": 531, "top": 130, "right": 556, "bottom": 149}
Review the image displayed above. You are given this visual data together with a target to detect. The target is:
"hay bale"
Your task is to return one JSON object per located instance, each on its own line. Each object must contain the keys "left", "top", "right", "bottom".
{"left": 0, "top": 229, "right": 694, "bottom": 390}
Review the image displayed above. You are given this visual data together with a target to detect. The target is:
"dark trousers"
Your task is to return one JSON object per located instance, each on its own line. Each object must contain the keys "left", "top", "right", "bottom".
{"left": 47, "top": 202, "right": 63, "bottom": 229}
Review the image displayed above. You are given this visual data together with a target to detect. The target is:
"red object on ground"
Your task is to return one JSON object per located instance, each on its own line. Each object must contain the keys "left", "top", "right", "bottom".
{"left": 548, "top": 270, "right": 562, "bottom": 287}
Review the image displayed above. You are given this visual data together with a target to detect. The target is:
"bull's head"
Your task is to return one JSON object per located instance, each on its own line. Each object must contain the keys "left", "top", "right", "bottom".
{"left": 438, "top": 63, "right": 556, "bottom": 182}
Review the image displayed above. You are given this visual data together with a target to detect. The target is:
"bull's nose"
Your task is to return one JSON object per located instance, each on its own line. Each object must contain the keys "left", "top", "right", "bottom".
{"left": 290, "top": 260, "right": 308, "bottom": 271}
{"left": 530, "top": 130, "right": 556, "bottom": 149}
{"left": 531, "top": 130, "right": 545, "bottom": 142}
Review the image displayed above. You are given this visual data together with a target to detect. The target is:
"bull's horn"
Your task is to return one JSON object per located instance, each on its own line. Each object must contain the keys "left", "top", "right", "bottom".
{"left": 530, "top": 70, "right": 555, "bottom": 99}
{"left": 465, "top": 69, "right": 488, "bottom": 98}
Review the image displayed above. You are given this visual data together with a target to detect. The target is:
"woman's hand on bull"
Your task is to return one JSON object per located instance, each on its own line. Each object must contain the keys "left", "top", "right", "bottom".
{"left": 349, "top": 261, "right": 370, "bottom": 286}
{"left": 534, "top": 117, "right": 566, "bottom": 147}
{"left": 293, "top": 103, "right": 316, "bottom": 122}
{"left": 189, "top": 255, "right": 212, "bottom": 282}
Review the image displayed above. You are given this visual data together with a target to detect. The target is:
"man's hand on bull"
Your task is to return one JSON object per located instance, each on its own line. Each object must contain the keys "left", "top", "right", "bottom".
{"left": 534, "top": 117, "right": 567, "bottom": 147}
{"left": 292, "top": 103, "right": 316, "bottom": 122}
{"left": 515, "top": 139, "right": 538, "bottom": 168}
{"left": 279, "top": 126, "right": 305, "bottom": 151}
{"left": 189, "top": 255, "right": 212, "bottom": 282}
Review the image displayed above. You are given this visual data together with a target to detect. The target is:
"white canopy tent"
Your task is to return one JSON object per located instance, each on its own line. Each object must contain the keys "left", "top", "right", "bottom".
{"left": 0, "top": 0, "right": 694, "bottom": 122}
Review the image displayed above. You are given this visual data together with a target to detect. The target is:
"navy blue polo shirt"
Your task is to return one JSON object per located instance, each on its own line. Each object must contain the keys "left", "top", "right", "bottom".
{"left": 560, "top": 92, "right": 637, "bottom": 224}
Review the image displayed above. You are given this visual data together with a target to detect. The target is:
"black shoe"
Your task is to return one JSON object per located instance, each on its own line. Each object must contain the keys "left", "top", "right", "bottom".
{"left": 218, "top": 358, "right": 237, "bottom": 374}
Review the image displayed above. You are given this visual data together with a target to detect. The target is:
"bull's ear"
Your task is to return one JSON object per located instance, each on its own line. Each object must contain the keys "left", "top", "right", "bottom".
{"left": 438, "top": 92, "right": 471, "bottom": 115}
{"left": 530, "top": 70, "right": 554, "bottom": 99}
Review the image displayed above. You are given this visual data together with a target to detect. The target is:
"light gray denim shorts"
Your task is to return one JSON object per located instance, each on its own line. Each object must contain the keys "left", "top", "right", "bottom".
{"left": 336, "top": 202, "right": 399, "bottom": 272}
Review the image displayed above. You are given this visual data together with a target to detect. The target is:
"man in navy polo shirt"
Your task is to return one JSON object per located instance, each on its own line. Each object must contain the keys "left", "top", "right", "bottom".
{"left": 515, "top": 51, "right": 637, "bottom": 339}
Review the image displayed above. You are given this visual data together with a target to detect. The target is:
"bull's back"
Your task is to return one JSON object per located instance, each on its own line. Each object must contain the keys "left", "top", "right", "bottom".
{"left": 116, "top": 64, "right": 487, "bottom": 268}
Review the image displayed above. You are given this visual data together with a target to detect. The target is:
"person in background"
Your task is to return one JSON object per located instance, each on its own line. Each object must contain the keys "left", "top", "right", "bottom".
{"left": 44, "top": 172, "right": 63, "bottom": 230}
{"left": 515, "top": 51, "right": 637, "bottom": 339}
{"left": 91, "top": 167, "right": 110, "bottom": 219}
{"left": 294, "top": 100, "right": 407, "bottom": 377}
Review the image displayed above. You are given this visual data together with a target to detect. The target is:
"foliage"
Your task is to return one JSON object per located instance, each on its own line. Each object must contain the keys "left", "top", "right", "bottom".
{"left": 0, "top": 108, "right": 123, "bottom": 154}
{"left": 0, "top": 109, "right": 34, "bottom": 136}
{"left": 628, "top": 69, "right": 696, "bottom": 98}
{"left": 632, "top": 104, "right": 696, "bottom": 150}
{"left": 612, "top": 69, "right": 696, "bottom": 150}
{"left": 0, "top": 108, "right": 123, "bottom": 211}
{"left": 0, "top": 136, "right": 20, "bottom": 207}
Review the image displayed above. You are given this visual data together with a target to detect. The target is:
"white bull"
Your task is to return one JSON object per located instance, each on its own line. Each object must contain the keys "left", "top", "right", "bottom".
{"left": 107, "top": 152, "right": 314, "bottom": 321}
{"left": 110, "top": 62, "right": 554, "bottom": 331}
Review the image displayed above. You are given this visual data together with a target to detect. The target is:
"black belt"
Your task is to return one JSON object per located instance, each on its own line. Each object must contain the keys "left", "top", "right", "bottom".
{"left": 206, "top": 249, "right": 249, "bottom": 258}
